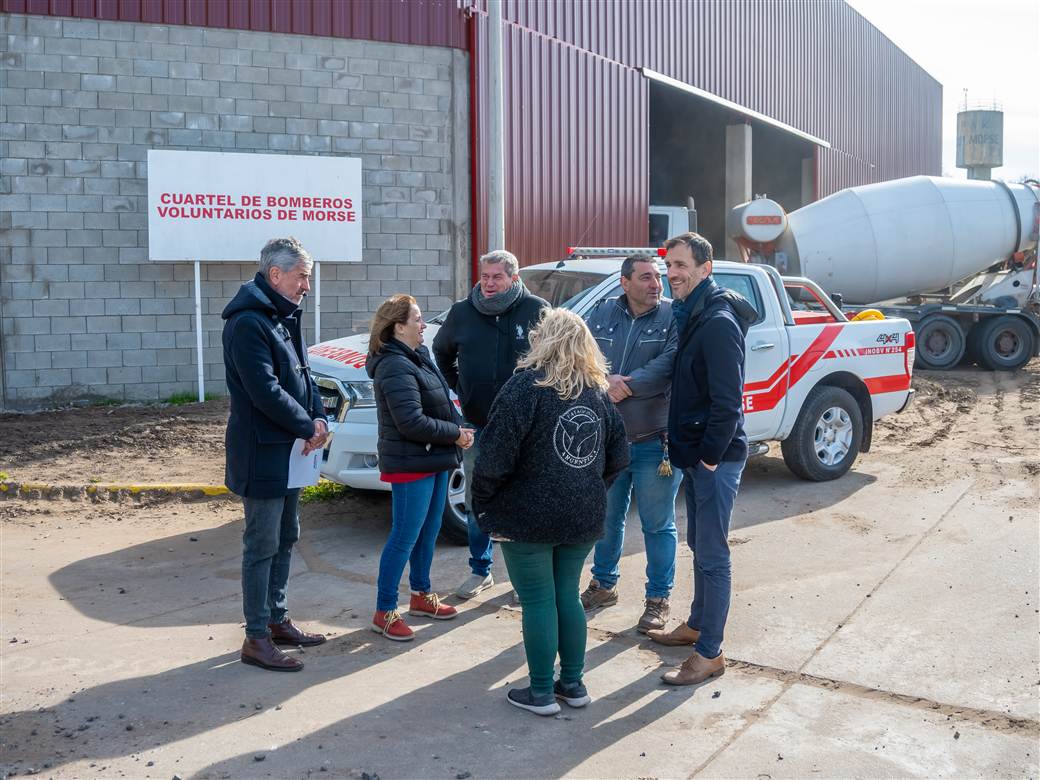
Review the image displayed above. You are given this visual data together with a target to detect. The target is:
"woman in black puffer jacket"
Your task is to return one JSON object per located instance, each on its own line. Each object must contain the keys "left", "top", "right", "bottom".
{"left": 366, "top": 294, "right": 474, "bottom": 641}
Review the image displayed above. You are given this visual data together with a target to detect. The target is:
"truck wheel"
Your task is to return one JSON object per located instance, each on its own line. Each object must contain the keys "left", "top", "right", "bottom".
{"left": 914, "top": 315, "right": 965, "bottom": 370}
{"left": 439, "top": 466, "right": 470, "bottom": 545}
{"left": 974, "top": 315, "right": 1036, "bottom": 371}
{"left": 781, "top": 385, "right": 864, "bottom": 481}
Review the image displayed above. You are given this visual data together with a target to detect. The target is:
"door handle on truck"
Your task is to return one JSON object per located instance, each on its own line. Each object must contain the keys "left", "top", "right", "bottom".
{"left": 750, "top": 342, "right": 776, "bottom": 351}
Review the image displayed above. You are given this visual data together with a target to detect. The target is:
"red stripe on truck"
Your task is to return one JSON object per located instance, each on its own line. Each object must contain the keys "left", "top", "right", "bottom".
{"left": 309, "top": 345, "right": 367, "bottom": 368}
{"left": 742, "top": 325, "right": 844, "bottom": 413}
{"left": 744, "top": 356, "right": 794, "bottom": 392}
{"left": 864, "top": 374, "right": 912, "bottom": 394}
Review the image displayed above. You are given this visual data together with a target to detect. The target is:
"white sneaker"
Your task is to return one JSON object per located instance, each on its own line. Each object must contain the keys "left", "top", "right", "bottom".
{"left": 455, "top": 572, "right": 494, "bottom": 599}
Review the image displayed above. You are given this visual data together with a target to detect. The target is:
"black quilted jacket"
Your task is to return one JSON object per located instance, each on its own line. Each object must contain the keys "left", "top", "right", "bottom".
{"left": 367, "top": 339, "right": 463, "bottom": 474}
{"left": 471, "top": 369, "right": 630, "bottom": 544}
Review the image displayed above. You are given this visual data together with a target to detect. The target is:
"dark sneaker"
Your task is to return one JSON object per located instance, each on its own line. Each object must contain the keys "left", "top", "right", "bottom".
{"left": 580, "top": 580, "right": 619, "bottom": 611}
{"left": 636, "top": 597, "right": 670, "bottom": 633}
{"left": 554, "top": 679, "right": 591, "bottom": 708}
{"left": 506, "top": 687, "right": 561, "bottom": 716}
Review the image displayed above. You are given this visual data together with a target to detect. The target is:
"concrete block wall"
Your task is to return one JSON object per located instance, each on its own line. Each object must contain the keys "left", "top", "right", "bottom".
{"left": 0, "top": 12, "right": 470, "bottom": 409}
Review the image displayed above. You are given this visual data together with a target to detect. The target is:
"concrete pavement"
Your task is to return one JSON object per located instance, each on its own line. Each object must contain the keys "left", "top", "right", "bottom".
{"left": 2, "top": 448, "right": 1037, "bottom": 778}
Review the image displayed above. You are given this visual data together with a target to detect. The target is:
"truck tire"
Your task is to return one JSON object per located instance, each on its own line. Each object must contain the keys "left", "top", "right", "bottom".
{"left": 781, "top": 385, "right": 864, "bottom": 481}
{"left": 439, "top": 465, "right": 469, "bottom": 545}
{"left": 974, "top": 315, "right": 1036, "bottom": 371}
{"left": 914, "top": 314, "right": 965, "bottom": 370}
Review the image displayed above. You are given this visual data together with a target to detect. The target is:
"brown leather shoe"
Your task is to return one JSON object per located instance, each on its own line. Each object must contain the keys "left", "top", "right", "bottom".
{"left": 646, "top": 621, "right": 700, "bottom": 646}
{"left": 268, "top": 620, "right": 327, "bottom": 647}
{"left": 241, "top": 636, "right": 304, "bottom": 672}
{"left": 661, "top": 651, "right": 725, "bottom": 686}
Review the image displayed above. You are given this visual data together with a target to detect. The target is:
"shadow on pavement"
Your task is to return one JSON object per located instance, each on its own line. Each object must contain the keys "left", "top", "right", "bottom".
{"left": 46, "top": 455, "right": 874, "bottom": 631}
{"left": 0, "top": 597, "right": 500, "bottom": 777}
{"left": 193, "top": 635, "right": 690, "bottom": 779}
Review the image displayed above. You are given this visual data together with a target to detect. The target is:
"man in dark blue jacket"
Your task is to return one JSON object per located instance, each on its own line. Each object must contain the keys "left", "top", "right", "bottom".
{"left": 647, "top": 232, "right": 758, "bottom": 686}
{"left": 222, "top": 237, "right": 330, "bottom": 672}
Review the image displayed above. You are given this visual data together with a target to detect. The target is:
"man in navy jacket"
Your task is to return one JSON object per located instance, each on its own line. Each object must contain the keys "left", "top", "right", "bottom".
{"left": 648, "top": 232, "right": 758, "bottom": 686}
{"left": 222, "top": 237, "right": 330, "bottom": 672}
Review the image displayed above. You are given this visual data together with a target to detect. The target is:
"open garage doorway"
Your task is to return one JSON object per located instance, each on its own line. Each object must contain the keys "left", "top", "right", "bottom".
{"left": 648, "top": 75, "right": 823, "bottom": 259}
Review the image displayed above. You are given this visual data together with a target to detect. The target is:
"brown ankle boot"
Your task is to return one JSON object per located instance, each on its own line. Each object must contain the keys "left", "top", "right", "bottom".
{"left": 241, "top": 636, "right": 304, "bottom": 672}
{"left": 636, "top": 597, "right": 670, "bottom": 633}
{"left": 661, "top": 650, "right": 725, "bottom": 686}
{"left": 646, "top": 621, "right": 700, "bottom": 646}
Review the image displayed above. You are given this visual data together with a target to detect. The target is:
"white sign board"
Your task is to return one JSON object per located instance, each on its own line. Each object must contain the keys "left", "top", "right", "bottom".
{"left": 147, "top": 150, "right": 362, "bottom": 262}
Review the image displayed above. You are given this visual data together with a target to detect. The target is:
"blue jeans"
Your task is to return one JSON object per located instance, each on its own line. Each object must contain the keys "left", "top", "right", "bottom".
{"left": 684, "top": 459, "right": 745, "bottom": 659}
{"left": 242, "top": 490, "right": 301, "bottom": 638}
{"left": 376, "top": 471, "right": 449, "bottom": 612}
{"left": 463, "top": 426, "right": 493, "bottom": 577}
{"left": 590, "top": 438, "right": 684, "bottom": 598}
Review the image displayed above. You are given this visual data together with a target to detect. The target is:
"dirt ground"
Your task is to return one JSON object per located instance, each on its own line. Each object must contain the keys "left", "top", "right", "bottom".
{"left": 2, "top": 360, "right": 1037, "bottom": 490}
{"left": 0, "top": 400, "right": 229, "bottom": 486}
{"left": 1, "top": 361, "right": 1037, "bottom": 778}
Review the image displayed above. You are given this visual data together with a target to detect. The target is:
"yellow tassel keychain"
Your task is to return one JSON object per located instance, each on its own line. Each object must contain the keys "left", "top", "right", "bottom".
{"left": 657, "top": 433, "right": 673, "bottom": 477}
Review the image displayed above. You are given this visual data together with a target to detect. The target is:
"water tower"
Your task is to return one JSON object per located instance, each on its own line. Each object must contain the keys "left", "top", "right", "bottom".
{"left": 956, "top": 96, "right": 1003, "bottom": 180}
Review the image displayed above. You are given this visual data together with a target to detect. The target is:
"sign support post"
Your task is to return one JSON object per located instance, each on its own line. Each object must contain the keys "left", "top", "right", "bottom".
{"left": 314, "top": 260, "right": 321, "bottom": 345}
{"left": 193, "top": 260, "right": 205, "bottom": 402}
{"left": 147, "top": 151, "right": 363, "bottom": 402}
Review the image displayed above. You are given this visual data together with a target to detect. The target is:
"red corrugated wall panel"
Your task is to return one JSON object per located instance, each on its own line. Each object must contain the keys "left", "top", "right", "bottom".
{"left": 468, "top": 10, "right": 647, "bottom": 266}
{"left": 0, "top": 0, "right": 467, "bottom": 47}
{"left": 479, "top": 0, "right": 941, "bottom": 201}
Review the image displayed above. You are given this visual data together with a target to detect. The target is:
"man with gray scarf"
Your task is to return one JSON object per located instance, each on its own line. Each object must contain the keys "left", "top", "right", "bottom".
{"left": 433, "top": 249, "right": 549, "bottom": 599}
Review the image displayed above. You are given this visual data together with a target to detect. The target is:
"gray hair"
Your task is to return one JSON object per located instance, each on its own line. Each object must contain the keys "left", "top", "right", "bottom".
{"left": 479, "top": 249, "right": 519, "bottom": 277}
{"left": 259, "top": 237, "right": 313, "bottom": 276}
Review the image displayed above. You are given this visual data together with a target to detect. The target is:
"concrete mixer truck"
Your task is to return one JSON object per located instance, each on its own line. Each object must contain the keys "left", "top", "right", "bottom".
{"left": 729, "top": 176, "right": 1040, "bottom": 371}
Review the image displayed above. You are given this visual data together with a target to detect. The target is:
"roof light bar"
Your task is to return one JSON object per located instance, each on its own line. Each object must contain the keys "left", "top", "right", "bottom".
{"left": 567, "top": 247, "right": 666, "bottom": 257}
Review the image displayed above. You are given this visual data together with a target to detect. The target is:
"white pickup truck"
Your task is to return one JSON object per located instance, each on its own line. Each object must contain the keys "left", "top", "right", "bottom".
{"left": 308, "top": 252, "right": 916, "bottom": 543}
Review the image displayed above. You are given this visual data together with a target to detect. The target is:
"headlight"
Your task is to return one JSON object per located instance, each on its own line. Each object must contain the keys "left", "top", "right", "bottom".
{"left": 313, "top": 374, "right": 376, "bottom": 422}
{"left": 344, "top": 380, "right": 376, "bottom": 410}
{"left": 314, "top": 375, "right": 347, "bottom": 422}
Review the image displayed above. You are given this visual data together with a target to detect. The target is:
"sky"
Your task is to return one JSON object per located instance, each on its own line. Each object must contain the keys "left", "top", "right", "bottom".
{"left": 846, "top": 0, "right": 1039, "bottom": 182}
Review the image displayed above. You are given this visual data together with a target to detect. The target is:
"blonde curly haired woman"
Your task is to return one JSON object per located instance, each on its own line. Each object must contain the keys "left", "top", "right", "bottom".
{"left": 471, "top": 308, "right": 630, "bottom": 716}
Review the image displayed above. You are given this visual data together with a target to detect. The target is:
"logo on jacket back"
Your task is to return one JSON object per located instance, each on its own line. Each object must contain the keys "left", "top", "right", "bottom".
{"left": 554, "top": 406, "right": 601, "bottom": 469}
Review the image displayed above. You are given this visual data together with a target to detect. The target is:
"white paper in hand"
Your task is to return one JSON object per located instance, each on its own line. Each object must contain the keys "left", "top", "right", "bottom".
{"left": 287, "top": 438, "right": 322, "bottom": 489}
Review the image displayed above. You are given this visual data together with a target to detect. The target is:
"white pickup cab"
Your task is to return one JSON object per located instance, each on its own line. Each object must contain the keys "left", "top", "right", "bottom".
{"left": 309, "top": 256, "right": 915, "bottom": 543}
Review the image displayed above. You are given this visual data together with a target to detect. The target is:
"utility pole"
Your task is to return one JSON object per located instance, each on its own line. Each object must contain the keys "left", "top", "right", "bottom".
{"left": 487, "top": 0, "right": 506, "bottom": 251}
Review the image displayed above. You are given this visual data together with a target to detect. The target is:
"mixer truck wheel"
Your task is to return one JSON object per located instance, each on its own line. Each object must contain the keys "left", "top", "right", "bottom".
{"left": 974, "top": 315, "right": 1036, "bottom": 371}
{"left": 781, "top": 386, "right": 863, "bottom": 482}
{"left": 914, "top": 315, "right": 965, "bottom": 370}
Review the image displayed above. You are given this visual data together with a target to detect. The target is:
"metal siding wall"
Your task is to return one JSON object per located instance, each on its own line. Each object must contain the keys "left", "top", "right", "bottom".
{"left": 473, "top": 21, "right": 647, "bottom": 265}
{"left": 0, "top": 0, "right": 468, "bottom": 47}
{"left": 469, "top": 0, "right": 940, "bottom": 263}
{"left": 482, "top": 0, "right": 940, "bottom": 200}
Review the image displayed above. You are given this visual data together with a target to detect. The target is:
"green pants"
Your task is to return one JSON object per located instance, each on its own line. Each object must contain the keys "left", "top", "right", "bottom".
{"left": 500, "top": 541, "right": 595, "bottom": 695}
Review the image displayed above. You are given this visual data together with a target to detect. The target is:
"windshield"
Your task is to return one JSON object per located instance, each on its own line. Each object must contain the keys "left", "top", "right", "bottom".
{"left": 426, "top": 267, "right": 614, "bottom": 324}
{"left": 519, "top": 269, "right": 609, "bottom": 307}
